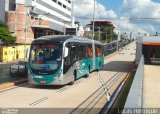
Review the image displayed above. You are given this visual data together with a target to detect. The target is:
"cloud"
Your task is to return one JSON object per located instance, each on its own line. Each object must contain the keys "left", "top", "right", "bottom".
{"left": 122, "top": 0, "right": 160, "bottom": 22}
{"left": 113, "top": 18, "right": 156, "bottom": 35}
{"left": 120, "top": 0, "right": 160, "bottom": 34}
{"left": 73, "top": 0, "right": 117, "bottom": 25}
{"left": 73, "top": 0, "right": 159, "bottom": 34}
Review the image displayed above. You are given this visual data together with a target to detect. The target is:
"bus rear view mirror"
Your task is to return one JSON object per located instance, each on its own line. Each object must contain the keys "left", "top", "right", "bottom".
{"left": 25, "top": 47, "right": 30, "bottom": 59}
{"left": 64, "top": 47, "right": 69, "bottom": 57}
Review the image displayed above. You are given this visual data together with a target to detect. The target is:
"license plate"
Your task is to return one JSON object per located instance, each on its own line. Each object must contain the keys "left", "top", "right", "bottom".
{"left": 40, "top": 80, "right": 46, "bottom": 84}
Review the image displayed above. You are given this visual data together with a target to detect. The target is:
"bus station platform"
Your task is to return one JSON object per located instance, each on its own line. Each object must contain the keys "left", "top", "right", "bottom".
{"left": 124, "top": 36, "right": 160, "bottom": 112}
{"left": 143, "top": 65, "right": 160, "bottom": 108}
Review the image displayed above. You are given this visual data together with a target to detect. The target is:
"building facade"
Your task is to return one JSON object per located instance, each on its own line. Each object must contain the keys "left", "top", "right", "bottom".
{"left": 90, "top": 20, "right": 115, "bottom": 31}
{"left": 0, "top": 0, "right": 73, "bottom": 44}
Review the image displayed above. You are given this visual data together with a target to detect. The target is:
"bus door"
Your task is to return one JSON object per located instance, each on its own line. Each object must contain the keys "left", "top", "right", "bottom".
{"left": 95, "top": 45, "right": 103, "bottom": 69}
{"left": 63, "top": 43, "right": 74, "bottom": 80}
{"left": 63, "top": 43, "right": 88, "bottom": 79}
{"left": 92, "top": 42, "right": 96, "bottom": 70}
{"left": 74, "top": 44, "right": 88, "bottom": 78}
{"left": 87, "top": 44, "right": 93, "bottom": 72}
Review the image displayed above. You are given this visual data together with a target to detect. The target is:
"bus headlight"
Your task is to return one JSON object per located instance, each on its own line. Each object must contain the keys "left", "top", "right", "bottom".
{"left": 55, "top": 70, "right": 62, "bottom": 78}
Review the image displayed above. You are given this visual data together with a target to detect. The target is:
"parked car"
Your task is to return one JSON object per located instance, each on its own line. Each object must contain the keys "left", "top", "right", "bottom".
{"left": 10, "top": 61, "right": 28, "bottom": 77}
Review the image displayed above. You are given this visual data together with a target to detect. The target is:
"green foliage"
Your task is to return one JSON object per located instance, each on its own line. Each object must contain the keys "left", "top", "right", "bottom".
{"left": 94, "top": 31, "right": 100, "bottom": 41}
{"left": 100, "top": 27, "right": 115, "bottom": 43}
{"left": 0, "top": 21, "right": 7, "bottom": 28}
{"left": 0, "top": 21, "right": 16, "bottom": 44}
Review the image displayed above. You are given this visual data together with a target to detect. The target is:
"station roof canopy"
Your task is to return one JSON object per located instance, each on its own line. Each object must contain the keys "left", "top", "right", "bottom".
{"left": 143, "top": 36, "right": 160, "bottom": 46}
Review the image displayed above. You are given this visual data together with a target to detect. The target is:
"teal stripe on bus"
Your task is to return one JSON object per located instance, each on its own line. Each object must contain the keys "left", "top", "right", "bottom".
{"left": 28, "top": 67, "right": 62, "bottom": 84}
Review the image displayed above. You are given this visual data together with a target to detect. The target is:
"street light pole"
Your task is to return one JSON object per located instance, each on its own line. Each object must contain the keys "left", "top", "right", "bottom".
{"left": 24, "top": 6, "right": 30, "bottom": 60}
{"left": 71, "top": 0, "right": 74, "bottom": 27}
{"left": 98, "top": 27, "right": 101, "bottom": 41}
{"left": 63, "top": 22, "right": 66, "bottom": 35}
{"left": 92, "top": 0, "right": 96, "bottom": 40}
{"left": 117, "top": 32, "right": 120, "bottom": 51}
{"left": 25, "top": 6, "right": 29, "bottom": 46}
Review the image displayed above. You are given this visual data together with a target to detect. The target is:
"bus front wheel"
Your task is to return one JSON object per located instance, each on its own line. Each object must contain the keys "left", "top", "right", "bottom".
{"left": 85, "top": 66, "right": 90, "bottom": 78}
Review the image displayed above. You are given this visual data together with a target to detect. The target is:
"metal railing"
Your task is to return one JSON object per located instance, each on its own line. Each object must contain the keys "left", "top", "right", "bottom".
{"left": 0, "top": 62, "right": 27, "bottom": 84}
{"left": 123, "top": 55, "right": 144, "bottom": 109}
{"left": 104, "top": 39, "right": 133, "bottom": 56}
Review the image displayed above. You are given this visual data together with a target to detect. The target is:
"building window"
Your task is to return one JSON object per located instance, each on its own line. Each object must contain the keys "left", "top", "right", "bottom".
{"left": 58, "top": 1, "right": 62, "bottom": 6}
{"left": 68, "top": 0, "right": 71, "bottom": 4}
{"left": 52, "top": 0, "right": 57, "bottom": 3}
{"left": 31, "top": 16, "right": 34, "bottom": 19}
{"left": 63, "top": 4, "right": 66, "bottom": 9}
{"left": 67, "top": 7, "right": 71, "bottom": 11}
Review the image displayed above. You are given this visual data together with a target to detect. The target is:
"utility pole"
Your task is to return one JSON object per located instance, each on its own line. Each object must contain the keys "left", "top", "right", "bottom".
{"left": 15, "top": 3, "right": 18, "bottom": 36}
{"left": 25, "top": 6, "right": 29, "bottom": 47}
{"left": 98, "top": 27, "right": 101, "bottom": 41}
{"left": 24, "top": 5, "right": 34, "bottom": 60}
{"left": 63, "top": 22, "right": 66, "bottom": 35}
{"left": 117, "top": 32, "right": 120, "bottom": 51}
{"left": 105, "top": 28, "right": 107, "bottom": 43}
{"left": 110, "top": 28, "right": 112, "bottom": 43}
{"left": 92, "top": 0, "right": 96, "bottom": 40}
{"left": 71, "top": 0, "right": 74, "bottom": 27}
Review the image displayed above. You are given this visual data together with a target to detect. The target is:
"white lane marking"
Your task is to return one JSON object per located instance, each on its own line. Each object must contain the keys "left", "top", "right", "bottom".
{"left": 30, "top": 97, "right": 48, "bottom": 106}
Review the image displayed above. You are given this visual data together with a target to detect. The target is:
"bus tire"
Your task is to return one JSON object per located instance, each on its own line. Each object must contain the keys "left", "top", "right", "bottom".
{"left": 99, "top": 62, "right": 102, "bottom": 70}
{"left": 85, "top": 66, "right": 90, "bottom": 78}
{"left": 88, "top": 65, "right": 91, "bottom": 73}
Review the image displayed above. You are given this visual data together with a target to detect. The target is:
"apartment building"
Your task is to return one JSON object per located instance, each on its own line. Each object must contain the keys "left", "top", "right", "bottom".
{"left": 0, "top": 0, "right": 73, "bottom": 44}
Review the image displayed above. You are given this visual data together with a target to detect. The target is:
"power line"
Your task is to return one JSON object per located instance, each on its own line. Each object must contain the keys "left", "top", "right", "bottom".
{"left": 75, "top": 16, "right": 160, "bottom": 20}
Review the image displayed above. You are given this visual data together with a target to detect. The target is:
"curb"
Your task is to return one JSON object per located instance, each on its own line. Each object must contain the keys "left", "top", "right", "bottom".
{"left": 0, "top": 79, "right": 27, "bottom": 91}
{"left": 0, "top": 83, "right": 15, "bottom": 90}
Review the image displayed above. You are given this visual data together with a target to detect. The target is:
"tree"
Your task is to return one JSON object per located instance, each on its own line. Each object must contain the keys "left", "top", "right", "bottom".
{"left": 0, "top": 21, "right": 16, "bottom": 44}
{"left": 0, "top": 21, "right": 7, "bottom": 28}
{"left": 101, "top": 27, "right": 114, "bottom": 43}
{"left": 94, "top": 31, "right": 100, "bottom": 41}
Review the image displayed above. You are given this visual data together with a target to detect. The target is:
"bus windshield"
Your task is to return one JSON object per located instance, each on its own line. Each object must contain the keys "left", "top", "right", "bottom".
{"left": 29, "top": 43, "right": 62, "bottom": 74}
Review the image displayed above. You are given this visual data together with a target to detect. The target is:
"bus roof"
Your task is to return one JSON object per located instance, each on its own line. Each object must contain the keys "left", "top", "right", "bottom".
{"left": 32, "top": 35, "right": 73, "bottom": 43}
{"left": 32, "top": 35, "right": 103, "bottom": 45}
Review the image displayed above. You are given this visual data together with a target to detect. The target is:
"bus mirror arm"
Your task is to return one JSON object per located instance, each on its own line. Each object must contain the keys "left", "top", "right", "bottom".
{"left": 64, "top": 47, "right": 69, "bottom": 57}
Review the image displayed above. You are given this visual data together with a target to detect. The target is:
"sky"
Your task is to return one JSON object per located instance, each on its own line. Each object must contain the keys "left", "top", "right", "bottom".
{"left": 73, "top": 0, "right": 160, "bottom": 35}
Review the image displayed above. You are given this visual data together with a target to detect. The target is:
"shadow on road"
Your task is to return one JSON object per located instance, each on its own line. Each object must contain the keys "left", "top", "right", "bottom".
{"left": 20, "top": 84, "right": 66, "bottom": 90}
{"left": 102, "top": 61, "right": 134, "bottom": 72}
{"left": 18, "top": 61, "right": 134, "bottom": 90}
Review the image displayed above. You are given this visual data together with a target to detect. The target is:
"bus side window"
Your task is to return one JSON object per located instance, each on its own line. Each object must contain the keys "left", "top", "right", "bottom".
{"left": 82, "top": 45, "right": 87, "bottom": 59}
{"left": 70, "top": 44, "right": 77, "bottom": 63}
{"left": 64, "top": 45, "right": 71, "bottom": 66}
{"left": 78, "top": 45, "right": 83, "bottom": 60}
{"left": 87, "top": 45, "right": 93, "bottom": 58}
{"left": 96, "top": 45, "right": 102, "bottom": 57}
{"left": 76, "top": 45, "right": 81, "bottom": 60}
{"left": 101, "top": 46, "right": 104, "bottom": 56}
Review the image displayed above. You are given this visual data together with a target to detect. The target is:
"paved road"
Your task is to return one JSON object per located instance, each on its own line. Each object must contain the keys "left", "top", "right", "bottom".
{"left": 143, "top": 65, "right": 160, "bottom": 108}
{"left": 0, "top": 42, "right": 136, "bottom": 114}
